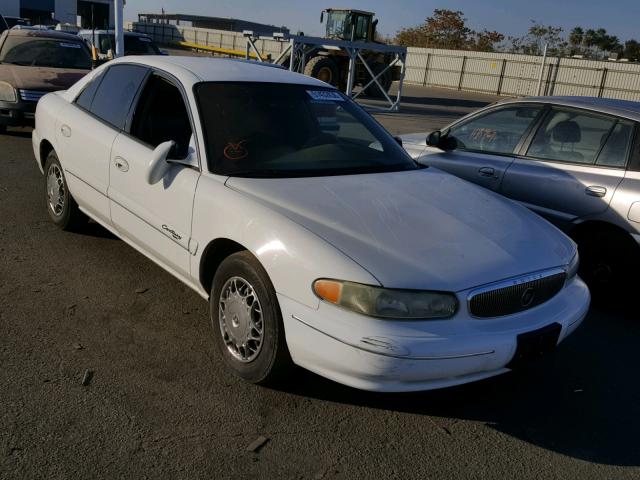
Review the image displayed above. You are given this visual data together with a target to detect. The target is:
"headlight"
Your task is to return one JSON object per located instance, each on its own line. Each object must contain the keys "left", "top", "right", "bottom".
{"left": 0, "top": 81, "right": 17, "bottom": 102}
{"left": 566, "top": 251, "right": 579, "bottom": 280}
{"left": 313, "top": 279, "right": 458, "bottom": 319}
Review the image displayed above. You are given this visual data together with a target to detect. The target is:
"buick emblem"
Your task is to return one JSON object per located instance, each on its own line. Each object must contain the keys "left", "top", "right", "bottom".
{"left": 521, "top": 287, "right": 536, "bottom": 307}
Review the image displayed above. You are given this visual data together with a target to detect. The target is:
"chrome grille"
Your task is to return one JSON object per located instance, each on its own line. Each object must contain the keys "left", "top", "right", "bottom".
{"left": 468, "top": 268, "right": 567, "bottom": 318}
{"left": 19, "top": 89, "right": 47, "bottom": 102}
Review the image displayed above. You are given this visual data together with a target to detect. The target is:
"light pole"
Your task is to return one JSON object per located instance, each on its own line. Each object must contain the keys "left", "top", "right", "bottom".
{"left": 114, "top": 0, "right": 124, "bottom": 58}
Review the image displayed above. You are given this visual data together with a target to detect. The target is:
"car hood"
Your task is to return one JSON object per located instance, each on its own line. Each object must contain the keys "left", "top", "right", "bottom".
{"left": 226, "top": 169, "right": 575, "bottom": 292}
{"left": 399, "top": 132, "right": 428, "bottom": 146}
{"left": 0, "top": 64, "right": 89, "bottom": 91}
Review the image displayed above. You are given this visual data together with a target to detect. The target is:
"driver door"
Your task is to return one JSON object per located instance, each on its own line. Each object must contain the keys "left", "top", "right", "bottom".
{"left": 108, "top": 72, "right": 200, "bottom": 279}
{"left": 418, "top": 104, "right": 544, "bottom": 192}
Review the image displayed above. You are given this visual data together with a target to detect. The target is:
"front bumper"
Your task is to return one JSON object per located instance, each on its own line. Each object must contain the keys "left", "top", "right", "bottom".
{"left": 279, "top": 276, "right": 590, "bottom": 392}
{"left": 0, "top": 99, "right": 36, "bottom": 127}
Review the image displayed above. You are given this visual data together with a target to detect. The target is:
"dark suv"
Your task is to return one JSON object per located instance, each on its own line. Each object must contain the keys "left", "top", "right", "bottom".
{"left": 0, "top": 29, "right": 92, "bottom": 133}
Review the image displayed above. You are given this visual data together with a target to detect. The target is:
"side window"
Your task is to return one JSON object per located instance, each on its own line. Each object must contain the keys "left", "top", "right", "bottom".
{"left": 89, "top": 64, "right": 148, "bottom": 129}
{"left": 75, "top": 70, "right": 104, "bottom": 111}
{"left": 527, "top": 108, "right": 617, "bottom": 165}
{"left": 129, "top": 74, "right": 192, "bottom": 158}
{"left": 447, "top": 105, "right": 542, "bottom": 155}
{"left": 596, "top": 120, "right": 634, "bottom": 168}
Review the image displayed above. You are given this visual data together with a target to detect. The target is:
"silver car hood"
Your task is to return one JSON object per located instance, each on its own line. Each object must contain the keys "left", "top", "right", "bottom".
{"left": 226, "top": 169, "right": 575, "bottom": 292}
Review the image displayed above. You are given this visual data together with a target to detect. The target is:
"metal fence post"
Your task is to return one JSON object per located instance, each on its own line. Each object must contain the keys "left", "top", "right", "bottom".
{"left": 536, "top": 43, "right": 548, "bottom": 95}
{"left": 422, "top": 53, "right": 431, "bottom": 86}
{"left": 458, "top": 56, "right": 467, "bottom": 90}
{"left": 496, "top": 59, "right": 507, "bottom": 95}
{"left": 598, "top": 68, "right": 609, "bottom": 98}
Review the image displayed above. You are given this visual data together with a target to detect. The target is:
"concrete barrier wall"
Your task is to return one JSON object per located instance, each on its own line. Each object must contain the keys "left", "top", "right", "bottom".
{"left": 128, "top": 22, "right": 640, "bottom": 101}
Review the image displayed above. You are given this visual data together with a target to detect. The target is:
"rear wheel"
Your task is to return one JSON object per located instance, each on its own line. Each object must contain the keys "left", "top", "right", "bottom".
{"left": 210, "top": 251, "right": 293, "bottom": 385}
{"left": 575, "top": 226, "right": 640, "bottom": 307}
{"left": 304, "top": 56, "right": 339, "bottom": 87}
{"left": 44, "top": 150, "right": 87, "bottom": 231}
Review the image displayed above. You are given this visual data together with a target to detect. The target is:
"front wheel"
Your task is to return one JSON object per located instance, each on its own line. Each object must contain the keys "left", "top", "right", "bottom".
{"left": 576, "top": 227, "right": 640, "bottom": 307}
{"left": 44, "top": 150, "right": 87, "bottom": 231}
{"left": 210, "top": 251, "right": 293, "bottom": 385}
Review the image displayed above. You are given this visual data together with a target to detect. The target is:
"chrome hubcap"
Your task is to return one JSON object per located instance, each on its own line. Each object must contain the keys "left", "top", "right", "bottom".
{"left": 218, "top": 276, "right": 264, "bottom": 363}
{"left": 47, "top": 164, "right": 65, "bottom": 217}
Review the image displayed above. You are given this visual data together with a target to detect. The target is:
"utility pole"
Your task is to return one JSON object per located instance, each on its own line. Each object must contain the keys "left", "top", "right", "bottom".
{"left": 114, "top": 0, "right": 124, "bottom": 58}
{"left": 536, "top": 43, "right": 548, "bottom": 96}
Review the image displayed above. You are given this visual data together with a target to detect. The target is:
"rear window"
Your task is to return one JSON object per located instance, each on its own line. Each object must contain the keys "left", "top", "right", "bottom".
{"left": 0, "top": 36, "right": 92, "bottom": 69}
{"left": 94, "top": 34, "right": 160, "bottom": 55}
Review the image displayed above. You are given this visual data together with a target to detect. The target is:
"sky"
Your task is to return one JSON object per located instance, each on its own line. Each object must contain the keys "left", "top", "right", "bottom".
{"left": 125, "top": 0, "right": 640, "bottom": 42}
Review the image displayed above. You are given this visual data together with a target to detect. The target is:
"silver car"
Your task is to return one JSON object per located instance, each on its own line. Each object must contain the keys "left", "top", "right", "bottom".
{"left": 401, "top": 96, "right": 640, "bottom": 302}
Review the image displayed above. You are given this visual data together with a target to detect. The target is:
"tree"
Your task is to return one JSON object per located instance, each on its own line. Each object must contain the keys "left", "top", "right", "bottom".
{"left": 569, "top": 27, "right": 584, "bottom": 49}
{"left": 473, "top": 30, "right": 505, "bottom": 52}
{"left": 624, "top": 39, "right": 640, "bottom": 61}
{"left": 394, "top": 9, "right": 503, "bottom": 51}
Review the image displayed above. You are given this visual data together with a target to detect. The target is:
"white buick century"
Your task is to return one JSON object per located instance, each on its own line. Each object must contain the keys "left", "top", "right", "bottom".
{"left": 32, "top": 56, "right": 590, "bottom": 392}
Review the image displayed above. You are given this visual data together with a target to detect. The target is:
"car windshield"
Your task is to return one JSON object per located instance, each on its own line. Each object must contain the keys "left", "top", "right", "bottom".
{"left": 96, "top": 34, "right": 160, "bottom": 55}
{"left": 195, "top": 82, "right": 418, "bottom": 178}
{"left": 0, "top": 37, "right": 91, "bottom": 69}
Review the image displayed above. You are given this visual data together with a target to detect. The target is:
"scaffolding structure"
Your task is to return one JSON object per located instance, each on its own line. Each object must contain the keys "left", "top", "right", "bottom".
{"left": 244, "top": 32, "right": 408, "bottom": 112}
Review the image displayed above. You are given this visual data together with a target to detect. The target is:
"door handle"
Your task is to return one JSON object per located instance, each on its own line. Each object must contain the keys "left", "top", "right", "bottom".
{"left": 585, "top": 186, "right": 607, "bottom": 198}
{"left": 60, "top": 124, "right": 71, "bottom": 138}
{"left": 114, "top": 156, "right": 129, "bottom": 172}
{"left": 478, "top": 167, "right": 496, "bottom": 177}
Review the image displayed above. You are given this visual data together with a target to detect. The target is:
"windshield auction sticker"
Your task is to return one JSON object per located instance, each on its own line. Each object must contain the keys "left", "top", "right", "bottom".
{"left": 307, "top": 90, "right": 344, "bottom": 102}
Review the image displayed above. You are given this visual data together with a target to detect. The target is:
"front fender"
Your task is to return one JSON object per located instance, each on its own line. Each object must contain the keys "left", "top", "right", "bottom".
{"left": 190, "top": 174, "right": 380, "bottom": 308}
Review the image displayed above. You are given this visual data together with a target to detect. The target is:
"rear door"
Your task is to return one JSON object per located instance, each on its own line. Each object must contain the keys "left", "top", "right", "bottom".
{"left": 501, "top": 106, "right": 633, "bottom": 227}
{"left": 417, "top": 104, "right": 544, "bottom": 191}
{"left": 108, "top": 71, "right": 200, "bottom": 279}
{"left": 55, "top": 64, "right": 148, "bottom": 224}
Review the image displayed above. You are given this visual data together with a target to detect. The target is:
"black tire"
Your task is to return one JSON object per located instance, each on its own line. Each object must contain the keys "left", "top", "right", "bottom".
{"left": 44, "top": 150, "right": 87, "bottom": 231}
{"left": 0, "top": 124, "right": 6, "bottom": 134}
{"left": 575, "top": 226, "right": 640, "bottom": 307}
{"left": 210, "top": 251, "right": 293, "bottom": 385}
{"left": 304, "top": 56, "right": 339, "bottom": 87}
{"left": 364, "top": 63, "right": 392, "bottom": 98}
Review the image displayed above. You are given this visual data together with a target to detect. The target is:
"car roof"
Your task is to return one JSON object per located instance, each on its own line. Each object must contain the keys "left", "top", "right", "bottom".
{"left": 78, "top": 29, "right": 151, "bottom": 37}
{"left": 5, "top": 28, "right": 83, "bottom": 41}
{"left": 107, "top": 55, "right": 331, "bottom": 88}
{"left": 499, "top": 95, "right": 640, "bottom": 121}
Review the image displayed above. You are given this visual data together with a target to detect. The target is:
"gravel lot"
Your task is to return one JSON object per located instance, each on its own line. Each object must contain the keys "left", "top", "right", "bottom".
{"left": 1, "top": 85, "right": 639, "bottom": 479}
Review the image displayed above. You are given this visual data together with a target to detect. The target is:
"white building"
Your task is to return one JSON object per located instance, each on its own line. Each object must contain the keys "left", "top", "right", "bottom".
{"left": 0, "top": 0, "right": 114, "bottom": 28}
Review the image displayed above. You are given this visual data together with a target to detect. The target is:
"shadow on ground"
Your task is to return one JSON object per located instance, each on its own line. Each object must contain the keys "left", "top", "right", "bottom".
{"left": 273, "top": 308, "right": 640, "bottom": 467}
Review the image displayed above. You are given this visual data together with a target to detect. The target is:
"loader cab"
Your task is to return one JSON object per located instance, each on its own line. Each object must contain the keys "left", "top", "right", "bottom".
{"left": 321, "top": 9, "right": 377, "bottom": 42}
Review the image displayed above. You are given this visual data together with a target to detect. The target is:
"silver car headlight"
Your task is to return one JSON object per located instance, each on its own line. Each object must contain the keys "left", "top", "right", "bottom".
{"left": 566, "top": 251, "right": 579, "bottom": 280}
{"left": 313, "top": 279, "right": 458, "bottom": 319}
{"left": 0, "top": 81, "right": 17, "bottom": 102}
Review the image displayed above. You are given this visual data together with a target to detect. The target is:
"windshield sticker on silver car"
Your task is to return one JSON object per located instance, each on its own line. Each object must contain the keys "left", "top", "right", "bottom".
{"left": 307, "top": 90, "right": 344, "bottom": 102}
{"left": 60, "top": 42, "right": 81, "bottom": 48}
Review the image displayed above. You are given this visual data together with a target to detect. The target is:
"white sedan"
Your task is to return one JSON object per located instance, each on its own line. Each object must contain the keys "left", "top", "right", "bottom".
{"left": 32, "top": 56, "right": 589, "bottom": 392}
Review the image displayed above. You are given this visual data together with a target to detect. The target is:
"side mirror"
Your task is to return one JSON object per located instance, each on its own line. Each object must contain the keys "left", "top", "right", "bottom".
{"left": 160, "top": 49, "right": 169, "bottom": 56}
{"left": 393, "top": 136, "right": 403, "bottom": 147}
{"left": 426, "top": 131, "right": 442, "bottom": 147}
{"left": 146, "top": 140, "right": 175, "bottom": 185}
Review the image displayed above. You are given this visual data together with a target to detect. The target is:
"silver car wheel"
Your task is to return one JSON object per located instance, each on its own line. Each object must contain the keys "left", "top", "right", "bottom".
{"left": 47, "top": 163, "right": 65, "bottom": 217}
{"left": 218, "top": 276, "right": 264, "bottom": 363}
